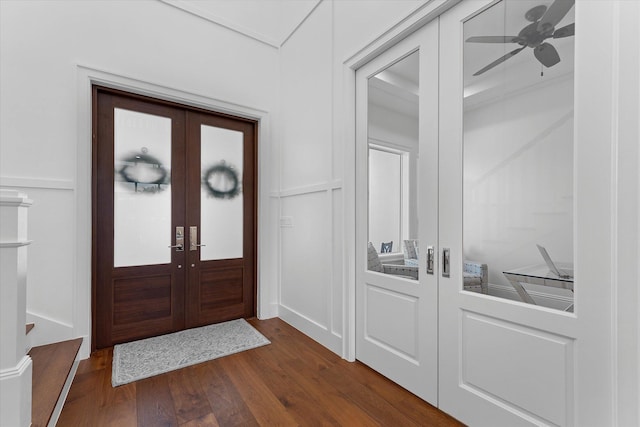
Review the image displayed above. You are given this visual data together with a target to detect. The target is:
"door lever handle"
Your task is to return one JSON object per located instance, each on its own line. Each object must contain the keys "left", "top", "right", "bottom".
{"left": 169, "top": 226, "right": 184, "bottom": 251}
{"left": 190, "top": 226, "right": 206, "bottom": 251}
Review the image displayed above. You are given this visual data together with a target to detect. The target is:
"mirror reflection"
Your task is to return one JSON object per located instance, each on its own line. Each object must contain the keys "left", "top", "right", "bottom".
{"left": 367, "top": 51, "right": 419, "bottom": 280}
{"left": 463, "top": 0, "right": 575, "bottom": 310}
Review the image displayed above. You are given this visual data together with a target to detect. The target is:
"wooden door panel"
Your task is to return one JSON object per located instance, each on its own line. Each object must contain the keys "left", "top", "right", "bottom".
{"left": 191, "top": 264, "right": 247, "bottom": 326}
{"left": 200, "top": 267, "right": 244, "bottom": 308}
{"left": 185, "top": 112, "right": 256, "bottom": 329}
{"left": 94, "top": 89, "right": 186, "bottom": 349}
{"left": 113, "top": 275, "right": 173, "bottom": 325}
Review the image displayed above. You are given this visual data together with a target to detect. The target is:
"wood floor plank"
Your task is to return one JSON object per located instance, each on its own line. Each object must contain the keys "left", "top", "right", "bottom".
{"left": 249, "top": 319, "right": 422, "bottom": 425}
{"left": 166, "top": 367, "right": 213, "bottom": 425}
{"left": 99, "top": 371, "right": 137, "bottom": 426}
{"left": 59, "top": 318, "right": 463, "bottom": 427}
{"left": 249, "top": 338, "right": 381, "bottom": 426}
{"left": 180, "top": 412, "right": 220, "bottom": 427}
{"left": 225, "top": 350, "right": 340, "bottom": 426}
{"left": 197, "top": 360, "right": 260, "bottom": 427}
{"left": 136, "top": 375, "right": 179, "bottom": 427}
{"left": 217, "top": 353, "right": 300, "bottom": 426}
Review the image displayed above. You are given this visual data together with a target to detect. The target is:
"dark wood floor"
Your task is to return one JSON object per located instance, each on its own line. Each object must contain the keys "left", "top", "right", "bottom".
{"left": 58, "top": 318, "right": 463, "bottom": 426}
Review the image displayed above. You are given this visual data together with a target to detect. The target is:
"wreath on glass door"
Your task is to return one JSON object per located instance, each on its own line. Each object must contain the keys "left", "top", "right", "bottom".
{"left": 203, "top": 160, "right": 241, "bottom": 199}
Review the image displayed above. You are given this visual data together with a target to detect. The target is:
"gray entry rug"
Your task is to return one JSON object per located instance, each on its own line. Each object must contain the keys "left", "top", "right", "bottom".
{"left": 112, "top": 318, "right": 270, "bottom": 386}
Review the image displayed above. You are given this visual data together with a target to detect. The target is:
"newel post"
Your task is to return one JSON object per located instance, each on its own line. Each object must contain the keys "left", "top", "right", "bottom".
{"left": 0, "top": 189, "right": 33, "bottom": 427}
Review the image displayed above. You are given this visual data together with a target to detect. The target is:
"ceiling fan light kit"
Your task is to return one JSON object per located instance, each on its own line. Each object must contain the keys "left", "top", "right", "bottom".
{"left": 467, "top": 0, "right": 575, "bottom": 76}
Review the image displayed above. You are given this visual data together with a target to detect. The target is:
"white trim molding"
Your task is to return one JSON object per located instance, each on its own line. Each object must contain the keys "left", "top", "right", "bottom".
{"left": 159, "top": 0, "right": 322, "bottom": 49}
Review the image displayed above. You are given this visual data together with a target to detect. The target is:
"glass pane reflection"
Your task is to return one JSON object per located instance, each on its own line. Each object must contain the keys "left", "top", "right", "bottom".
{"left": 367, "top": 51, "right": 419, "bottom": 280}
{"left": 463, "top": 0, "right": 575, "bottom": 310}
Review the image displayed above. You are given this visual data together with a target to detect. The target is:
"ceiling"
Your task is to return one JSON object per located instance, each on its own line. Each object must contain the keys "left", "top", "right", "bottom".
{"left": 160, "top": 0, "right": 321, "bottom": 48}
{"left": 162, "top": 0, "right": 574, "bottom": 113}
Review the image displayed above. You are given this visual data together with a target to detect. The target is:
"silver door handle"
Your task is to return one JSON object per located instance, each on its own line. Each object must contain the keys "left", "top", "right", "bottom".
{"left": 169, "top": 226, "right": 184, "bottom": 251}
{"left": 190, "top": 226, "right": 206, "bottom": 251}
{"left": 442, "top": 248, "right": 450, "bottom": 277}
{"left": 426, "top": 246, "right": 434, "bottom": 275}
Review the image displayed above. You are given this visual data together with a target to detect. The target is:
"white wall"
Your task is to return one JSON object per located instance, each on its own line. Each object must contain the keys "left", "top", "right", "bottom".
{"left": 276, "top": 0, "right": 424, "bottom": 354}
{"left": 0, "top": 0, "right": 279, "bottom": 356}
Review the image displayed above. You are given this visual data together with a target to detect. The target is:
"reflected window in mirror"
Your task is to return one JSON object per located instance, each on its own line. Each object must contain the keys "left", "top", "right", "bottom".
{"left": 366, "top": 51, "right": 419, "bottom": 279}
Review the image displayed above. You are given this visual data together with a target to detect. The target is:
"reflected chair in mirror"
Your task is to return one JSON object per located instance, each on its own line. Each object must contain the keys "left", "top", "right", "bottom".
{"left": 380, "top": 241, "right": 393, "bottom": 253}
{"left": 367, "top": 242, "right": 418, "bottom": 280}
{"left": 463, "top": 261, "right": 488, "bottom": 294}
{"left": 403, "top": 239, "right": 419, "bottom": 267}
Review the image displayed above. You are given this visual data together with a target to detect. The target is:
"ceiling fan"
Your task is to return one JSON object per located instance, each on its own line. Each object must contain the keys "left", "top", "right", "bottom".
{"left": 466, "top": 0, "right": 575, "bottom": 76}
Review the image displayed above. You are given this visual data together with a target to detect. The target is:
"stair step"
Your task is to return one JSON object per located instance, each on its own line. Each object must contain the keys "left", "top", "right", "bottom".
{"left": 29, "top": 338, "right": 82, "bottom": 427}
{"left": 26, "top": 323, "right": 35, "bottom": 335}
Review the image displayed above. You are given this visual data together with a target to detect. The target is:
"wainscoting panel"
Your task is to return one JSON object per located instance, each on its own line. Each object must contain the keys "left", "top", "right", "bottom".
{"left": 365, "top": 284, "right": 418, "bottom": 361}
{"left": 461, "top": 311, "right": 574, "bottom": 426}
{"left": 280, "top": 191, "right": 330, "bottom": 328}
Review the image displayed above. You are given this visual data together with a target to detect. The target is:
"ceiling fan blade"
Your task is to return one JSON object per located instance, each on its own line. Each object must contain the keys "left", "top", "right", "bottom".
{"left": 534, "top": 43, "right": 561, "bottom": 67}
{"left": 553, "top": 23, "right": 575, "bottom": 38}
{"left": 525, "top": 5, "right": 547, "bottom": 23}
{"left": 538, "top": 0, "right": 575, "bottom": 33}
{"left": 466, "top": 36, "right": 520, "bottom": 43}
{"left": 473, "top": 46, "right": 526, "bottom": 76}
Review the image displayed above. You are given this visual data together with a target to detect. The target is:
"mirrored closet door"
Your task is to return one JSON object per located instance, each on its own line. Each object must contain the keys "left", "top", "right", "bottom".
{"left": 356, "top": 0, "right": 612, "bottom": 424}
{"left": 355, "top": 20, "right": 439, "bottom": 404}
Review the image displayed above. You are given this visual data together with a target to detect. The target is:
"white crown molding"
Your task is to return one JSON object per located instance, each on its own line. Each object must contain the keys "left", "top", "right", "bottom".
{"left": 158, "top": 0, "right": 322, "bottom": 49}
{"left": 158, "top": 0, "right": 281, "bottom": 48}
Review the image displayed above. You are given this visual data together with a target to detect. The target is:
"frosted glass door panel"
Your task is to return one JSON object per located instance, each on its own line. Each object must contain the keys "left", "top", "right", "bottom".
{"left": 113, "top": 108, "right": 172, "bottom": 267}
{"left": 200, "top": 125, "right": 243, "bottom": 261}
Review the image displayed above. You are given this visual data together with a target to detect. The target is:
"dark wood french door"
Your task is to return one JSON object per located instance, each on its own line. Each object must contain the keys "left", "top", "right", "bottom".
{"left": 94, "top": 87, "right": 256, "bottom": 349}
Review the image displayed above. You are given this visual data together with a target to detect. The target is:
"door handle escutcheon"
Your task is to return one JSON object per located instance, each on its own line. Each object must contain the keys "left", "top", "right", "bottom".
{"left": 442, "top": 248, "right": 450, "bottom": 278}
{"left": 426, "top": 246, "right": 434, "bottom": 275}
{"left": 169, "top": 226, "right": 184, "bottom": 251}
{"left": 190, "top": 226, "right": 206, "bottom": 251}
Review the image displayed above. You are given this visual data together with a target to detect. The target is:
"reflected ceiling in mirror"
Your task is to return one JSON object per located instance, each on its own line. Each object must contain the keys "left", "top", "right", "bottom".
{"left": 463, "top": 0, "right": 575, "bottom": 108}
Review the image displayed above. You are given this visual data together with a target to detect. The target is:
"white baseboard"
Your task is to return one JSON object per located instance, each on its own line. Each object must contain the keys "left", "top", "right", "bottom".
{"left": 278, "top": 305, "right": 342, "bottom": 356}
{"left": 26, "top": 311, "right": 74, "bottom": 351}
